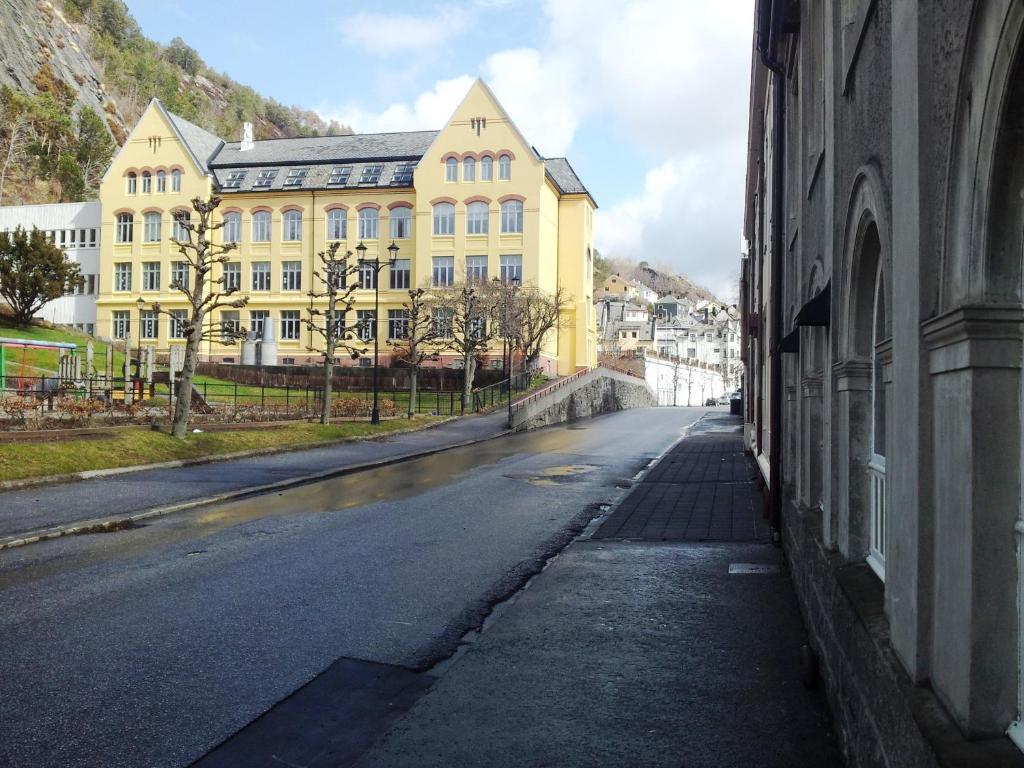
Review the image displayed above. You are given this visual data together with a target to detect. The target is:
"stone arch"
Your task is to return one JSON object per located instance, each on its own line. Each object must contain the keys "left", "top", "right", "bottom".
{"left": 833, "top": 164, "right": 892, "bottom": 573}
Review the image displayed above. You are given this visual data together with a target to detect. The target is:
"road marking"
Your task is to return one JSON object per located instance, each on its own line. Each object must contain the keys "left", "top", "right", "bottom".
{"left": 728, "top": 563, "right": 781, "bottom": 574}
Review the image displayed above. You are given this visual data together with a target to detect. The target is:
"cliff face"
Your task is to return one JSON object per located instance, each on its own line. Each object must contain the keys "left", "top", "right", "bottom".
{"left": 0, "top": 0, "right": 350, "bottom": 206}
{"left": 0, "top": 0, "right": 125, "bottom": 135}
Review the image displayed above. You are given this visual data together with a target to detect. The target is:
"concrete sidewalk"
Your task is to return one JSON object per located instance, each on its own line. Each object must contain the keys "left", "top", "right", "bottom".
{"left": 352, "top": 414, "right": 842, "bottom": 767}
{"left": 0, "top": 410, "right": 509, "bottom": 544}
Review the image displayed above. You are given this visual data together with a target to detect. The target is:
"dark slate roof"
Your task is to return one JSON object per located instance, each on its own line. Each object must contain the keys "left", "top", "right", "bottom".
{"left": 544, "top": 157, "right": 592, "bottom": 200}
{"left": 164, "top": 108, "right": 224, "bottom": 174}
{"left": 210, "top": 160, "right": 417, "bottom": 194}
{"left": 210, "top": 131, "right": 439, "bottom": 168}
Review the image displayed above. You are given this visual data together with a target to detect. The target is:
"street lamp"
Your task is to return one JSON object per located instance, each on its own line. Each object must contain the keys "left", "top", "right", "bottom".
{"left": 492, "top": 276, "right": 520, "bottom": 428}
{"left": 135, "top": 295, "right": 145, "bottom": 376}
{"left": 358, "top": 240, "right": 399, "bottom": 424}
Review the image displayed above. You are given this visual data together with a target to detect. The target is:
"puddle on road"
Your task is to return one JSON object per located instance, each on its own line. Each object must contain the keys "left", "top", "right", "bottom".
{"left": 503, "top": 464, "right": 597, "bottom": 487}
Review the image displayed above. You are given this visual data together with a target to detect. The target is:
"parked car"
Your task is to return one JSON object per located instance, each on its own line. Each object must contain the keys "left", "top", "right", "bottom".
{"left": 717, "top": 395, "right": 730, "bottom": 406}
{"left": 704, "top": 397, "right": 717, "bottom": 406}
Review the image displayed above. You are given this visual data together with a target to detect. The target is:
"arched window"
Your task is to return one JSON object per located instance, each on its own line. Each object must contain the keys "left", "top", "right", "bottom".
{"left": 156, "top": 170, "right": 166, "bottom": 193}
{"left": 358, "top": 208, "right": 379, "bottom": 239}
{"left": 171, "top": 169, "right": 182, "bottom": 192}
{"left": 433, "top": 202, "right": 454, "bottom": 235}
{"left": 283, "top": 210, "right": 302, "bottom": 241}
{"left": 143, "top": 211, "right": 161, "bottom": 242}
{"left": 498, "top": 154, "right": 511, "bottom": 180}
{"left": 480, "top": 156, "right": 493, "bottom": 181}
{"left": 251, "top": 210, "right": 271, "bottom": 242}
{"left": 466, "top": 201, "right": 488, "bottom": 235}
{"left": 115, "top": 212, "right": 134, "bottom": 243}
{"left": 390, "top": 206, "right": 412, "bottom": 239}
{"left": 172, "top": 210, "right": 191, "bottom": 241}
{"left": 222, "top": 212, "right": 241, "bottom": 244}
{"left": 327, "top": 209, "right": 347, "bottom": 241}
{"left": 500, "top": 200, "right": 523, "bottom": 233}
{"left": 868, "top": 259, "right": 888, "bottom": 578}
{"left": 141, "top": 171, "right": 152, "bottom": 194}
{"left": 445, "top": 157, "right": 458, "bottom": 182}
{"left": 463, "top": 157, "right": 475, "bottom": 182}
{"left": 126, "top": 173, "right": 137, "bottom": 195}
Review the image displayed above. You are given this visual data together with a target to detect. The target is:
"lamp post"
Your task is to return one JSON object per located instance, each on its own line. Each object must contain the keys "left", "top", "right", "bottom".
{"left": 135, "top": 295, "right": 145, "bottom": 377}
{"left": 358, "top": 240, "right": 399, "bottom": 424}
{"left": 492, "top": 276, "right": 520, "bottom": 428}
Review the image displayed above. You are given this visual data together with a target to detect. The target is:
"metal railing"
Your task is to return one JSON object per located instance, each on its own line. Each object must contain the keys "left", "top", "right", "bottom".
{"left": 510, "top": 366, "right": 595, "bottom": 413}
{"left": 471, "top": 371, "right": 532, "bottom": 412}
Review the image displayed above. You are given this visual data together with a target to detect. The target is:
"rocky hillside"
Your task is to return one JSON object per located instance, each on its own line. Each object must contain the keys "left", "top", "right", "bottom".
{"left": 0, "top": 0, "right": 351, "bottom": 206}
{"left": 593, "top": 251, "right": 722, "bottom": 305}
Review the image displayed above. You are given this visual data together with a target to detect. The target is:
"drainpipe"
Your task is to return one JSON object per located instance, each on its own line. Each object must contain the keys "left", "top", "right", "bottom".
{"left": 757, "top": 0, "right": 786, "bottom": 542}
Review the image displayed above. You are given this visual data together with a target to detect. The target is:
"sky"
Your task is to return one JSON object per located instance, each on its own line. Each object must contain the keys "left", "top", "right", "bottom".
{"left": 126, "top": 0, "right": 754, "bottom": 300}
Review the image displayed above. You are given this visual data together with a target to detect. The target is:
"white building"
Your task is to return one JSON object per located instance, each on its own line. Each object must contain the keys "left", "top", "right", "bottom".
{"left": 0, "top": 202, "right": 100, "bottom": 334}
{"left": 644, "top": 351, "right": 727, "bottom": 406}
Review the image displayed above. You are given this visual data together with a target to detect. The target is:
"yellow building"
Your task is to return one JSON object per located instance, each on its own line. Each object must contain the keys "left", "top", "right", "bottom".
{"left": 96, "top": 79, "right": 596, "bottom": 376}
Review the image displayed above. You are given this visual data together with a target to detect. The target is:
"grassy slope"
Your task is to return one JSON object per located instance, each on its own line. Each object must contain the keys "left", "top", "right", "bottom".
{"left": 0, "top": 316, "right": 125, "bottom": 376}
{"left": 0, "top": 417, "right": 441, "bottom": 482}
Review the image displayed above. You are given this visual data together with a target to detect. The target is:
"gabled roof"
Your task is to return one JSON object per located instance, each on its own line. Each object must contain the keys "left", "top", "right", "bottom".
{"left": 157, "top": 102, "right": 224, "bottom": 175}
{"left": 210, "top": 130, "right": 439, "bottom": 168}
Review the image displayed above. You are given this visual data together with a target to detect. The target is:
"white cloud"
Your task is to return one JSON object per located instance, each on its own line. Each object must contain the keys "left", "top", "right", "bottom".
{"left": 340, "top": 6, "right": 468, "bottom": 54}
{"left": 319, "top": 75, "right": 475, "bottom": 134}
{"left": 324, "top": 0, "right": 753, "bottom": 294}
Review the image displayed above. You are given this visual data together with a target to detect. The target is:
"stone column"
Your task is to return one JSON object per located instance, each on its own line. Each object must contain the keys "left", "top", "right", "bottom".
{"left": 923, "top": 305, "right": 1022, "bottom": 736}
{"left": 832, "top": 358, "right": 872, "bottom": 561}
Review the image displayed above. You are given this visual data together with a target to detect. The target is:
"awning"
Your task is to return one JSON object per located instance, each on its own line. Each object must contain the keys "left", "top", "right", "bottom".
{"left": 781, "top": 327, "right": 800, "bottom": 353}
{"left": 796, "top": 280, "right": 830, "bottom": 326}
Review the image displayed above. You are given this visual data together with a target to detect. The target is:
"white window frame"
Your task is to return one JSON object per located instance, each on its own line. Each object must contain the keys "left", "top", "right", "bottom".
{"left": 466, "top": 201, "right": 488, "bottom": 235}
{"left": 445, "top": 157, "right": 458, "bottom": 182}
{"left": 249, "top": 310, "right": 269, "bottom": 337}
{"left": 433, "top": 202, "right": 454, "bottom": 235}
{"left": 142, "top": 261, "right": 161, "bottom": 292}
{"left": 432, "top": 256, "right": 454, "bottom": 287}
{"left": 281, "top": 261, "right": 302, "bottom": 291}
{"left": 357, "top": 310, "right": 376, "bottom": 341}
{"left": 389, "top": 206, "right": 412, "bottom": 239}
{"left": 126, "top": 173, "right": 137, "bottom": 195}
{"left": 156, "top": 170, "right": 166, "bottom": 193}
{"left": 463, "top": 157, "right": 476, "bottom": 182}
{"left": 223, "top": 212, "right": 241, "bottom": 244}
{"left": 251, "top": 262, "right": 271, "bottom": 292}
{"left": 113, "top": 263, "right": 132, "bottom": 292}
{"left": 480, "top": 156, "right": 493, "bottom": 181}
{"left": 282, "top": 210, "right": 302, "bottom": 242}
{"left": 280, "top": 310, "right": 301, "bottom": 340}
{"left": 143, "top": 212, "right": 161, "bottom": 243}
{"left": 169, "top": 310, "right": 188, "bottom": 339}
{"left": 115, "top": 213, "right": 133, "bottom": 243}
{"left": 222, "top": 262, "right": 241, "bottom": 292}
{"left": 112, "top": 311, "right": 130, "bottom": 339}
{"left": 358, "top": 208, "right": 379, "bottom": 239}
{"left": 171, "top": 169, "right": 182, "bottom": 191}
{"left": 252, "top": 211, "right": 271, "bottom": 242}
{"left": 171, "top": 261, "right": 189, "bottom": 290}
{"left": 327, "top": 209, "right": 347, "bottom": 241}
{"left": 498, "top": 154, "right": 511, "bottom": 180}
{"left": 499, "top": 254, "right": 522, "bottom": 284}
{"left": 141, "top": 171, "right": 151, "bottom": 194}
{"left": 140, "top": 310, "right": 158, "bottom": 339}
{"left": 388, "top": 309, "right": 408, "bottom": 340}
{"left": 465, "top": 255, "right": 488, "bottom": 284}
{"left": 390, "top": 259, "right": 411, "bottom": 290}
{"left": 500, "top": 200, "right": 523, "bottom": 233}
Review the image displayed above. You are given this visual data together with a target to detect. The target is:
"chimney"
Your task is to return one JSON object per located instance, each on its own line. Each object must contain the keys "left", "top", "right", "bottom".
{"left": 240, "top": 122, "right": 254, "bottom": 152}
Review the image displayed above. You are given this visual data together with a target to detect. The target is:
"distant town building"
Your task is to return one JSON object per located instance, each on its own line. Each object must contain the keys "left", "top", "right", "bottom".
{"left": 0, "top": 202, "right": 101, "bottom": 335}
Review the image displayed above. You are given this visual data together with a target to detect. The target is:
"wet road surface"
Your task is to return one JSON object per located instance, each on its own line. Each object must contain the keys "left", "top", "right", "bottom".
{"left": 0, "top": 407, "right": 705, "bottom": 768}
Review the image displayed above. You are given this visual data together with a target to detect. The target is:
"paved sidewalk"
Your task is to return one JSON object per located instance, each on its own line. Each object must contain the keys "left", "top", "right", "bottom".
{"left": 351, "top": 414, "right": 842, "bottom": 767}
{"left": 0, "top": 411, "right": 508, "bottom": 541}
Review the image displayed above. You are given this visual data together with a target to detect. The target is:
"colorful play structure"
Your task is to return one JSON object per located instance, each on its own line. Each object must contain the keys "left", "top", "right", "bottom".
{"left": 0, "top": 336, "right": 78, "bottom": 394}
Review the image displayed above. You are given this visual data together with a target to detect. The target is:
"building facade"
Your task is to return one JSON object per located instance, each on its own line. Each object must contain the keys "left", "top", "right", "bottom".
{"left": 744, "top": 1, "right": 1024, "bottom": 766}
{"left": 96, "top": 80, "right": 596, "bottom": 375}
{"left": 0, "top": 202, "right": 101, "bottom": 334}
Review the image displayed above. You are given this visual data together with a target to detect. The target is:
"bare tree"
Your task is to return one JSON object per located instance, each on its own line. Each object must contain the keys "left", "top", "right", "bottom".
{"left": 303, "top": 242, "right": 363, "bottom": 424}
{"left": 510, "top": 284, "right": 573, "bottom": 371}
{"left": 431, "top": 282, "right": 494, "bottom": 412}
{"left": 153, "top": 196, "right": 248, "bottom": 438}
{"left": 390, "top": 287, "right": 440, "bottom": 418}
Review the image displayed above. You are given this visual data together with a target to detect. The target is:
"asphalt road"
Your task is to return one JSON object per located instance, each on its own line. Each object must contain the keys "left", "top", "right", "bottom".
{"left": 0, "top": 407, "right": 706, "bottom": 768}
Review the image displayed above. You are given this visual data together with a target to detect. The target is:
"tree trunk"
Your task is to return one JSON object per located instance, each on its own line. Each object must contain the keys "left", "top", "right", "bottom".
{"left": 462, "top": 351, "right": 476, "bottom": 412}
{"left": 321, "top": 357, "right": 333, "bottom": 425}
{"left": 171, "top": 331, "right": 201, "bottom": 438}
{"left": 408, "top": 367, "right": 417, "bottom": 419}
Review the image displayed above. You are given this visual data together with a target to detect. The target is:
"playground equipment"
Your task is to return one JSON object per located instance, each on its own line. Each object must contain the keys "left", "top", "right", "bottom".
{"left": 0, "top": 337, "right": 78, "bottom": 395}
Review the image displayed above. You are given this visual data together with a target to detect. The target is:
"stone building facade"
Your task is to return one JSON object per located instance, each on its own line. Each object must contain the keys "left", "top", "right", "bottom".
{"left": 743, "top": 1, "right": 1024, "bottom": 766}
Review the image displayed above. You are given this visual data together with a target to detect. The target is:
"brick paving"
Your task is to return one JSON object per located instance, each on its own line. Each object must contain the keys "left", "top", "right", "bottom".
{"left": 593, "top": 431, "right": 767, "bottom": 542}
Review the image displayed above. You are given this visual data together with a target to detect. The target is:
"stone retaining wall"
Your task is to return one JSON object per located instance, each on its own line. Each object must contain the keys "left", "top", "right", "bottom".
{"left": 511, "top": 368, "right": 656, "bottom": 431}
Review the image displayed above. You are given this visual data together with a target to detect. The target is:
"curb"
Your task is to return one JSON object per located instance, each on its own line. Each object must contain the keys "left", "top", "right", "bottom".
{"left": 0, "top": 416, "right": 462, "bottom": 493}
{"left": 0, "top": 422, "right": 512, "bottom": 552}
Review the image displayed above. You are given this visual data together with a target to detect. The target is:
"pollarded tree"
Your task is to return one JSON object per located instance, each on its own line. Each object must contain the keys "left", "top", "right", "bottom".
{"left": 509, "top": 284, "right": 573, "bottom": 372}
{"left": 431, "top": 282, "right": 494, "bottom": 412}
{"left": 151, "top": 196, "right": 248, "bottom": 438}
{"left": 303, "top": 242, "right": 364, "bottom": 424}
{"left": 389, "top": 287, "right": 441, "bottom": 418}
{"left": 0, "top": 226, "right": 83, "bottom": 326}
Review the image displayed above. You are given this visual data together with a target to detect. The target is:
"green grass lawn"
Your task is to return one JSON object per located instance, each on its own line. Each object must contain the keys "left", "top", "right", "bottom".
{"left": 0, "top": 315, "right": 125, "bottom": 378}
{"left": 0, "top": 416, "right": 442, "bottom": 482}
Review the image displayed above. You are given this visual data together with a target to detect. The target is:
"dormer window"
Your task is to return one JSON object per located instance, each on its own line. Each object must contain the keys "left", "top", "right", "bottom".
{"left": 284, "top": 168, "right": 308, "bottom": 187}
{"left": 391, "top": 162, "right": 415, "bottom": 185}
{"left": 327, "top": 166, "right": 352, "bottom": 187}
{"left": 359, "top": 164, "right": 383, "bottom": 184}
{"left": 224, "top": 170, "right": 247, "bottom": 189}
{"left": 253, "top": 169, "right": 278, "bottom": 188}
